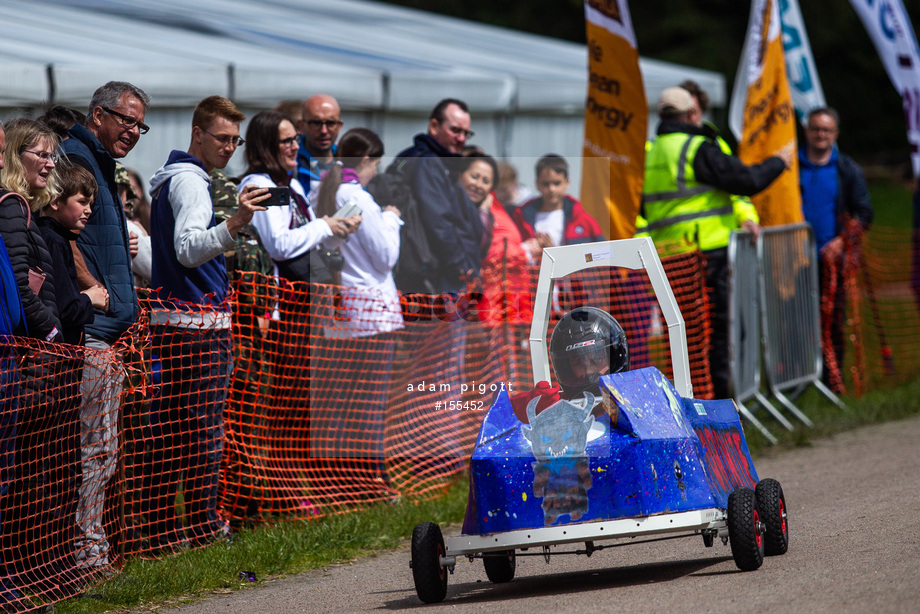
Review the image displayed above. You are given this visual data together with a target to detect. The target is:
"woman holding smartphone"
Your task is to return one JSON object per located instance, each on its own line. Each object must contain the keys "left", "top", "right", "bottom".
{"left": 238, "top": 110, "right": 359, "bottom": 283}
{"left": 308, "top": 127, "right": 403, "bottom": 498}
{"left": 237, "top": 111, "right": 360, "bottom": 515}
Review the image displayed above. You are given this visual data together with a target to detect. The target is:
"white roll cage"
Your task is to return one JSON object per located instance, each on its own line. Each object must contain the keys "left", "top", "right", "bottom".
{"left": 527, "top": 237, "right": 693, "bottom": 398}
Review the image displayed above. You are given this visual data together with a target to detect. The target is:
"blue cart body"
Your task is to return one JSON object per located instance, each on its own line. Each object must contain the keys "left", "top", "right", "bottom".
{"left": 462, "top": 367, "right": 759, "bottom": 536}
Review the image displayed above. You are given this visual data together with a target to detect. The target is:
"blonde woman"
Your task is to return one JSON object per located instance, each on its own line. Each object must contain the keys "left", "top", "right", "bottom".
{"left": 0, "top": 118, "right": 62, "bottom": 341}
{"left": 1, "top": 118, "right": 85, "bottom": 599}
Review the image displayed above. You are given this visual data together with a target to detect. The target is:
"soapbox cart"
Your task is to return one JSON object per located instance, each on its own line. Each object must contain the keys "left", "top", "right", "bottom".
{"left": 409, "top": 238, "right": 789, "bottom": 604}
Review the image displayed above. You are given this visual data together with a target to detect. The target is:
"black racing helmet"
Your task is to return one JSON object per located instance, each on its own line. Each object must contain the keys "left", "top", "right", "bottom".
{"left": 549, "top": 307, "right": 629, "bottom": 396}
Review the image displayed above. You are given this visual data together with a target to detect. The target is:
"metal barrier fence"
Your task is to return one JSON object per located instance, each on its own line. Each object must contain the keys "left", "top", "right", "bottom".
{"left": 728, "top": 231, "right": 790, "bottom": 444}
{"left": 757, "top": 224, "right": 844, "bottom": 424}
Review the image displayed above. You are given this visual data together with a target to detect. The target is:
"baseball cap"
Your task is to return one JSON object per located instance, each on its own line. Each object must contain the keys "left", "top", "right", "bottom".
{"left": 658, "top": 87, "right": 694, "bottom": 115}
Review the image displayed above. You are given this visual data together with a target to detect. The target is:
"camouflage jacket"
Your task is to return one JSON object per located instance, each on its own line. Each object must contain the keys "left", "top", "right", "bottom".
{"left": 209, "top": 169, "right": 273, "bottom": 277}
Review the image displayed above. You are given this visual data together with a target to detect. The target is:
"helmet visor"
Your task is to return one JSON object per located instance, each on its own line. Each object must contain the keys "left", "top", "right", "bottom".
{"left": 551, "top": 341, "right": 611, "bottom": 390}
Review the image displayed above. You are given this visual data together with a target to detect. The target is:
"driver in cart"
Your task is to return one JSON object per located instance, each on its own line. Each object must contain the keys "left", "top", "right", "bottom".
{"left": 511, "top": 306, "right": 630, "bottom": 416}
{"left": 510, "top": 307, "right": 631, "bottom": 524}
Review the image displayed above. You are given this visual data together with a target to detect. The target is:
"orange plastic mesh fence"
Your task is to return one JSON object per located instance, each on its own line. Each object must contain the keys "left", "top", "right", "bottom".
{"left": 216, "top": 252, "right": 713, "bottom": 524}
{"left": 0, "top": 250, "right": 710, "bottom": 606}
{"left": 851, "top": 226, "right": 920, "bottom": 389}
{"left": 5, "top": 233, "right": 914, "bottom": 606}
{"left": 0, "top": 338, "right": 124, "bottom": 608}
{"left": 821, "top": 221, "right": 867, "bottom": 396}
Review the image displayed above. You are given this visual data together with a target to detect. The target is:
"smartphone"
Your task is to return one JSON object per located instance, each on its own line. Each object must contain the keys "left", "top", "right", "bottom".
{"left": 263, "top": 186, "right": 291, "bottom": 206}
{"left": 333, "top": 201, "right": 362, "bottom": 218}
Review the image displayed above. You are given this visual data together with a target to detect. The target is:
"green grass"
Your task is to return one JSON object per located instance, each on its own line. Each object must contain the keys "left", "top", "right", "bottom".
{"left": 742, "top": 377, "right": 920, "bottom": 454}
{"left": 53, "top": 484, "right": 469, "bottom": 614}
{"left": 866, "top": 176, "right": 913, "bottom": 228}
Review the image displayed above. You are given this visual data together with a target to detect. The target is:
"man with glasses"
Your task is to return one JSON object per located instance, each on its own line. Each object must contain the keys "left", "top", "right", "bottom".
{"left": 60, "top": 81, "right": 149, "bottom": 573}
{"left": 146, "top": 96, "right": 268, "bottom": 551}
{"left": 391, "top": 98, "right": 482, "bottom": 294}
{"left": 799, "top": 107, "right": 873, "bottom": 388}
{"left": 387, "top": 99, "right": 483, "bottom": 480}
{"left": 295, "top": 94, "right": 344, "bottom": 196}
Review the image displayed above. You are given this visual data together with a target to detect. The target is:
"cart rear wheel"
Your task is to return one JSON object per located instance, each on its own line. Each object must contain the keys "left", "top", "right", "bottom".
{"left": 727, "top": 488, "right": 764, "bottom": 571}
{"left": 483, "top": 550, "right": 516, "bottom": 583}
{"left": 755, "top": 478, "right": 789, "bottom": 556}
{"left": 411, "top": 522, "right": 448, "bottom": 603}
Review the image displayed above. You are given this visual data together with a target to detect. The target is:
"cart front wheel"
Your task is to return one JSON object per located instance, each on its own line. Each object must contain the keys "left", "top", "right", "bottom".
{"left": 727, "top": 488, "right": 764, "bottom": 571}
{"left": 411, "top": 522, "right": 448, "bottom": 603}
{"left": 702, "top": 530, "right": 714, "bottom": 548}
{"left": 755, "top": 478, "right": 789, "bottom": 556}
{"left": 483, "top": 550, "right": 516, "bottom": 583}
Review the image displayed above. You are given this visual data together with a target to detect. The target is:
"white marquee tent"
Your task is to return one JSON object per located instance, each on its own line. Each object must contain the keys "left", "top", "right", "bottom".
{"left": 0, "top": 0, "right": 725, "bottom": 190}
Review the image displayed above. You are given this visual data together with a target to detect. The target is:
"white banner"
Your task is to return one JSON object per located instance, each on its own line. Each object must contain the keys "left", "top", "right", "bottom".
{"left": 779, "top": 0, "right": 826, "bottom": 124}
{"left": 728, "top": 13, "right": 753, "bottom": 142}
{"left": 585, "top": 0, "right": 637, "bottom": 48}
{"left": 849, "top": 0, "right": 920, "bottom": 177}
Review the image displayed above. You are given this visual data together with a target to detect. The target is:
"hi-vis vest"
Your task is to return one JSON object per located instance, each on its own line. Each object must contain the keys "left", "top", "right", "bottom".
{"left": 642, "top": 132, "right": 758, "bottom": 252}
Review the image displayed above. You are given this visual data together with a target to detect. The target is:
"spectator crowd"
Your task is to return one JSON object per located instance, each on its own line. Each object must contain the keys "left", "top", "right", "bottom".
{"left": 0, "top": 79, "right": 871, "bottom": 609}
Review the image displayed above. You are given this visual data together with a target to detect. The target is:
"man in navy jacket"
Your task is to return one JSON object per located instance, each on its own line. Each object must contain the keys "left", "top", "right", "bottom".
{"left": 392, "top": 98, "right": 482, "bottom": 294}
{"left": 386, "top": 100, "right": 482, "bottom": 476}
{"left": 61, "top": 81, "right": 149, "bottom": 572}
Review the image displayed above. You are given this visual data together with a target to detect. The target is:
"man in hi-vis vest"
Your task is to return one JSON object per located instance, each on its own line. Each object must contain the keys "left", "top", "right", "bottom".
{"left": 642, "top": 86, "right": 790, "bottom": 398}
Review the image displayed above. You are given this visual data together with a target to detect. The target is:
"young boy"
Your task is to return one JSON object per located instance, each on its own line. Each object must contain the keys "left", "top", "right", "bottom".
{"left": 512, "top": 154, "right": 604, "bottom": 260}
{"left": 38, "top": 164, "right": 108, "bottom": 345}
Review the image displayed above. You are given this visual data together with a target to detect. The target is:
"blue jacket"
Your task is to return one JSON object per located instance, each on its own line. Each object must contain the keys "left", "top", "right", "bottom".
{"left": 295, "top": 137, "right": 336, "bottom": 198}
{"left": 0, "top": 223, "right": 24, "bottom": 337}
{"left": 61, "top": 123, "right": 138, "bottom": 343}
{"left": 798, "top": 146, "right": 873, "bottom": 245}
{"left": 393, "top": 134, "right": 482, "bottom": 293}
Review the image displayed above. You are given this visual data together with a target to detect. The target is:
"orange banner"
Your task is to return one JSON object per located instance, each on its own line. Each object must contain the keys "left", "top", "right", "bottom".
{"left": 731, "top": 0, "right": 801, "bottom": 226}
{"left": 580, "top": 0, "right": 647, "bottom": 240}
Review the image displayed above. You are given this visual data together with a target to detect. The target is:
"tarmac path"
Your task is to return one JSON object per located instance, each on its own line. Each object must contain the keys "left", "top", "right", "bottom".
{"left": 152, "top": 414, "right": 920, "bottom": 613}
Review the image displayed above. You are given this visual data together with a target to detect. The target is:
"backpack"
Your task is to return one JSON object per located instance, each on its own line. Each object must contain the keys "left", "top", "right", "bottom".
{"left": 366, "top": 157, "right": 438, "bottom": 294}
